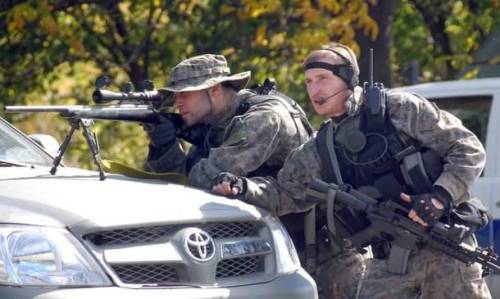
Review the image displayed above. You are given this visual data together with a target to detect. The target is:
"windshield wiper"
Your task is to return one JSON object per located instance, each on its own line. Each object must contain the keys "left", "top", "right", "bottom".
{"left": 0, "top": 160, "right": 30, "bottom": 167}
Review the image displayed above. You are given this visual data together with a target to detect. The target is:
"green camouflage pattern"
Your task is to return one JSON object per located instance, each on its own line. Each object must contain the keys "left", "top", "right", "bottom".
{"left": 358, "top": 237, "right": 490, "bottom": 298}
{"left": 160, "top": 54, "right": 250, "bottom": 93}
{"left": 146, "top": 89, "right": 311, "bottom": 190}
{"left": 243, "top": 89, "right": 487, "bottom": 298}
{"left": 386, "top": 91, "right": 486, "bottom": 203}
{"left": 245, "top": 89, "right": 486, "bottom": 212}
{"left": 315, "top": 240, "right": 366, "bottom": 299}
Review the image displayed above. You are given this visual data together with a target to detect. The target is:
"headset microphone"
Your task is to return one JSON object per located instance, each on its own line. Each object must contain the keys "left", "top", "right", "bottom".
{"left": 317, "top": 88, "right": 348, "bottom": 105}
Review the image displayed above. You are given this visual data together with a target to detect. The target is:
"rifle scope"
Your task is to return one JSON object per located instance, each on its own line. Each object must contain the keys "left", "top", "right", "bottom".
{"left": 92, "top": 89, "right": 165, "bottom": 104}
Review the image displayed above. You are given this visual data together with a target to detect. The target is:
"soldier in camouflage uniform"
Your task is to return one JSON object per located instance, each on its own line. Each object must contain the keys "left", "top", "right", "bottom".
{"left": 145, "top": 54, "right": 311, "bottom": 190}
{"left": 212, "top": 43, "right": 491, "bottom": 298}
{"left": 145, "top": 54, "right": 321, "bottom": 293}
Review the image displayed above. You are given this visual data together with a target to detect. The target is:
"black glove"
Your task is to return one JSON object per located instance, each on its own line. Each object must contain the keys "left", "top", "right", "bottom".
{"left": 178, "top": 123, "right": 210, "bottom": 148}
{"left": 211, "top": 172, "right": 247, "bottom": 195}
{"left": 411, "top": 187, "right": 451, "bottom": 226}
{"left": 146, "top": 116, "right": 177, "bottom": 147}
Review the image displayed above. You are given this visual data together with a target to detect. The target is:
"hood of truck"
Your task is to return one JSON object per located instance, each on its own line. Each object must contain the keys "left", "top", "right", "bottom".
{"left": 0, "top": 166, "right": 264, "bottom": 231}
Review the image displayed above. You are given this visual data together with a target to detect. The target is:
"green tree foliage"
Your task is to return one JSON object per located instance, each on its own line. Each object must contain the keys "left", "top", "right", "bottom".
{"left": 392, "top": 0, "right": 500, "bottom": 84}
{"left": 2, "top": 0, "right": 499, "bottom": 170}
{"left": 0, "top": 0, "right": 377, "bottom": 169}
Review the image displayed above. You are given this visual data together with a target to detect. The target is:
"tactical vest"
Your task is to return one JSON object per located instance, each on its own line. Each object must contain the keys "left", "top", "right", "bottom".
{"left": 315, "top": 93, "right": 443, "bottom": 239}
{"left": 239, "top": 89, "right": 314, "bottom": 177}
{"left": 236, "top": 85, "right": 316, "bottom": 268}
{"left": 187, "top": 85, "right": 314, "bottom": 177}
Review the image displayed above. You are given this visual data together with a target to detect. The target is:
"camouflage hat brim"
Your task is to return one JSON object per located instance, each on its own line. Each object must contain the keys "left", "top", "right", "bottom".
{"left": 160, "top": 71, "right": 251, "bottom": 93}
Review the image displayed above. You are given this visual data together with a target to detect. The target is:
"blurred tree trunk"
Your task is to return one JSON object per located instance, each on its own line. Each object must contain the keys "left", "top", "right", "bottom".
{"left": 356, "top": 0, "right": 397, "bottom": 87}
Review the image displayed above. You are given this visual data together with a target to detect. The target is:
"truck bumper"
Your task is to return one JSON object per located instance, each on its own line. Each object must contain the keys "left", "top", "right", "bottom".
{"left": 0, "top": 269, "right": 317, "bottom": 299}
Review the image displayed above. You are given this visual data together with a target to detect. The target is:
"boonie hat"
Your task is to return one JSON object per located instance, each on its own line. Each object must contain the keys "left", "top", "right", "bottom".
{"left": 161, "top": 54, "right": 251, "bottom": 93}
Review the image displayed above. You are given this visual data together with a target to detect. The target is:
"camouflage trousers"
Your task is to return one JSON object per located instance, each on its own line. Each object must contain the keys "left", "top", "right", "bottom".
{"left": 314, "top": 234, "right": 366, "bottom": 299}
{"left": 357, "top": 237, "right": 491, "bottom": 299}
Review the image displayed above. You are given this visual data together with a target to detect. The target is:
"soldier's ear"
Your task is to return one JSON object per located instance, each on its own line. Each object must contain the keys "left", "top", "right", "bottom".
{"left": 210, "top": 83, "right": 225, "bottom": 99}
{"left": 208, "top": 84, "right": 218, "bottom": 96}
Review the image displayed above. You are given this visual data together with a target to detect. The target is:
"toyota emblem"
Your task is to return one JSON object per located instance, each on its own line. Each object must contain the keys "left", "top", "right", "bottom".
{"left": 184, "top": 229, "right": 215, "bottom": 262}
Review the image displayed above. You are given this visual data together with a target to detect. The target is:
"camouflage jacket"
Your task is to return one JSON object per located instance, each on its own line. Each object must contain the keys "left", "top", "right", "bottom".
{"left": 146, "top": 89, "right": 311, "bottom": 189}
{"left": 244, "top": 88, "right": 486, "bottom": 216}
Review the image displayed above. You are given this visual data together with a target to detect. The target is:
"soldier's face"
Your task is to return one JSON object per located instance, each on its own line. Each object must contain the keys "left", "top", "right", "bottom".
{"left": 305, "top": 67, "right": 350, "bottom": 117}
{"left": 174, "top": 90, "right": 212, "bottom": 126}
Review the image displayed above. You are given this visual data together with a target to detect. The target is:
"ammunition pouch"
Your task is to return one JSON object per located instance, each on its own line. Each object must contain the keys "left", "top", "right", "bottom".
{"left": 400, "top": 148, "right": 442, "bottom": 194}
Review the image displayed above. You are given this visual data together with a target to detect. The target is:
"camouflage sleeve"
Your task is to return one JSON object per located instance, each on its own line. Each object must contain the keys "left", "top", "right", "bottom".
{"left": 244, "top": 138, "right": 322, "bottom": 216}
{"left": 144, "top": 140, "right": 188, "bottom": 174}
{"left": 387, "top": 91, "right": 486, "bottom": 202}
{"left": 188, "top": 108, "right": 285, "bottom": 189}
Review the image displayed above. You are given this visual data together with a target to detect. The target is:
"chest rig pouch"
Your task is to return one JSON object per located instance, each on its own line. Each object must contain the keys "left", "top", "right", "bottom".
{"left": 187, "top": 79, "right": 314, "bottom": 176}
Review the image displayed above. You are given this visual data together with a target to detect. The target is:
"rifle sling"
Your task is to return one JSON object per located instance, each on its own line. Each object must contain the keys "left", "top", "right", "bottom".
{"left": 324, "top": 121, "right": 344, "bottom": 184}
{"left": 317, "top": 121, "right": 345, "bottom": 237}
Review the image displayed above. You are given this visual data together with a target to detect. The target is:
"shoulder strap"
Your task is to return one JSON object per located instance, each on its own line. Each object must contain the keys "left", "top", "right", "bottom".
{"left": 240, "top": 91, "right": 315, "bottom": 138}
{"left": 315, "top": 121, "right": 343, "bottom": 184}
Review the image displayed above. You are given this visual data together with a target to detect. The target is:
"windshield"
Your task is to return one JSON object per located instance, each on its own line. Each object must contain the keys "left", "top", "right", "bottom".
{"left": 0, "top": 118, "right": 54, "bottom": 166}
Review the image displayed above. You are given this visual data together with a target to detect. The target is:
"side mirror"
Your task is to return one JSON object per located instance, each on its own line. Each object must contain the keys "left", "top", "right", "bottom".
{"left": 29, "top": 134, "right": 60, "bottom": 157}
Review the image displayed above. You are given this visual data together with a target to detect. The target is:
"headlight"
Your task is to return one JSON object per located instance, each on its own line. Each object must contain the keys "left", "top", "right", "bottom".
{"left": 0, "top": 225, "right": 111, "bottom": 286}
{"left": 264, "top": 215, "right": 301, "bottom": 274}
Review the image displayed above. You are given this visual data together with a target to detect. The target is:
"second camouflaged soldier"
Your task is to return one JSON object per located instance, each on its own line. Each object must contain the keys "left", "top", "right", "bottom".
{"left": 212, "top": 43, "right": 491, "bottom": 298}
{"left": 213, "top": 44, "right": 368, "bottom": 299}
{"left": 145, "top": 54, "right": 312, "bottom": 188}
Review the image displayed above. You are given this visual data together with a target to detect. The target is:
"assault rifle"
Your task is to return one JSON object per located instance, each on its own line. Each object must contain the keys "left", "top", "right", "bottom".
{"left": 306, "top": 178, "right": 500, "bottom": 276}
{"left": 4, "top": 76, "right": 185, "bottom": 180}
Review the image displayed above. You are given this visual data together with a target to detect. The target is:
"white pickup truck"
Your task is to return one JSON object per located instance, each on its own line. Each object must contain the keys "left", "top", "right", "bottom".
{"left": 393, "top": 77, "right": 500, "bottom": 297}
{"left": 0, "top": 116, "right": 317, "bottom": 299}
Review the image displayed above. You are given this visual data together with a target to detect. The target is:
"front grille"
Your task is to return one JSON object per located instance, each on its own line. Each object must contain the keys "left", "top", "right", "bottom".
{"left": 111, "top": 263, "right": 180, "bottom": 284}
{"left": 86, "top": 225, "right": 180, "bottom": 246}
{"left": 216, "top": 256, "right": 264, "bottom": 278}
{"left": 110, "top": 256, "right": 265, "bottom": 285}
{"left": 84, "top": 222, "right": 259, "bottom": 247}
{"left": 203, "top": 222, "right": 257, "bottom": 239}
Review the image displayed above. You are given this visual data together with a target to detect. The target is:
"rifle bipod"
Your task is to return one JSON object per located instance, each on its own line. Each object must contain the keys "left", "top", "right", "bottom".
{"left": 50, "top": 117, "right": 106, "bottom": 180}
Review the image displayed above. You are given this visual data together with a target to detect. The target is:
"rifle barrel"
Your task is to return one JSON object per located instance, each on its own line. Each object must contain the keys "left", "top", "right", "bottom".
{"left": 5, "top": 105, "right": 85, "bottom": 113}
{"left": 5, "top": 105, "right": 161, "bottom": 123}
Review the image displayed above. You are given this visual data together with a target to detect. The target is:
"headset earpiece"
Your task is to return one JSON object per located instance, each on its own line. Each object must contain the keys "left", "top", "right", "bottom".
{"left": 323, "top": 46, "right": 359, "bottom": 90}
